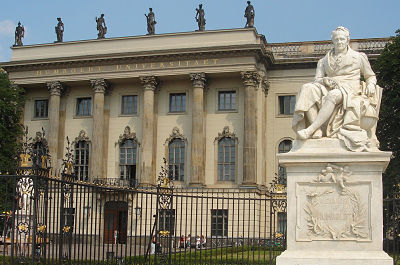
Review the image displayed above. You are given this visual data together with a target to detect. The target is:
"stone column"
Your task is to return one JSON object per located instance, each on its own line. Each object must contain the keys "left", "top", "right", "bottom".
{"left": 189, "top": 73, "right": 206, "bottom": 186}
{"left": 140, "top": 76, "right": 159, "bottom": 185}
{"left": 241, "top": 71, "right": 259, "bottom": 186}
{"left": 47, "top": 81, "right": 63, "bottom": 168}
{"left": 90, "top": 79, "right": 108, "bottom": 179}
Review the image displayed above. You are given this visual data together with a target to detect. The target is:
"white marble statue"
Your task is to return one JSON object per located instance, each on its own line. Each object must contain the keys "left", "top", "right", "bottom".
{"left": 292, "top": 26, "right": 381, "bottom": 152}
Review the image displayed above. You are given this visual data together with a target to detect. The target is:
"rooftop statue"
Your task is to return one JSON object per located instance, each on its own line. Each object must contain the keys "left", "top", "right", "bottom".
{"left": 14, "top": 21, "right": 24, "bottom": 47}
{"left": 292, "top": 26, "right": 381, "bottom": 152}
{"left": 195, "top": 4, "right": 206, "bottom": 31}
{"left": 145, "top": 8, "right": 156, "bottom": 35}
{"left": 95, "top": 14, "right": 107, "bottom": 39}
{"left": 55, "top": 17, "right": 64, "bottom": 42}
{"left": 244, "top": 1, "right": 255, "bottom": 28}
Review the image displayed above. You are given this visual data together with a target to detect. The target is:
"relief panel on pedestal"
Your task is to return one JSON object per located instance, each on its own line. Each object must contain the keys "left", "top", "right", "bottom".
{"left": 295, "top": 163, "right": 372, "bottom": 242}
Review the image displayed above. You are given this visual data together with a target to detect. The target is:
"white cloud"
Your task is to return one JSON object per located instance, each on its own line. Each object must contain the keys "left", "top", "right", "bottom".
{"left": 0, "top": 20, "right": 15, "bottom": 37}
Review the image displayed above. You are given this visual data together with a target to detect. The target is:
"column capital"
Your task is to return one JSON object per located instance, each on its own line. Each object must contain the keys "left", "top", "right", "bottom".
{"left": 241, "top": 71, "right": 260, "bottom": 86}
{"left": 47, "top": 81, "right": 64, "bottom": 96}
{"left": 189, "top": 72, "right": 206, "bottom": 88}
{"left": 139, "top": 76, "right": 159, "bottom": 91}
{"left": 90, "top": 78, "right": 108, "bottom": 93}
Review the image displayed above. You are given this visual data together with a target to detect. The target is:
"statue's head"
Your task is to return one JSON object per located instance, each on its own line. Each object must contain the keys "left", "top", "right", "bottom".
{"left": 101, "top": 14, "right": 104, "bottom": 17}
{"left": 247, "top": 1, "right": 251, "bottom": 4}
{"left": 18, "top": 21, "right": 21, "bottom": 26}
{"left": 57, "top": 17, "right": 61, "bottom": 21}
{"left": 149, "top": 8, "right": 153, "bottom": 11}
{"left": 331, "top": 26, "right": 350, "bottom": 52}
{"left": 199, "top": 4, "right": 202, "bottom": 8}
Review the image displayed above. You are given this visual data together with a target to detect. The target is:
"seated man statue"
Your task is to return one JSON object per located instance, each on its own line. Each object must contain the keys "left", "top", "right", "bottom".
{"left": 292, "top": 26, "right": 380, "bottom": 152}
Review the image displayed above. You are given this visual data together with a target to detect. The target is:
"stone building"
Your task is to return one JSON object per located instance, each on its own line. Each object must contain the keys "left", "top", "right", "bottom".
{"left": 1, "top": 28, "right": 388, "bottom": 244}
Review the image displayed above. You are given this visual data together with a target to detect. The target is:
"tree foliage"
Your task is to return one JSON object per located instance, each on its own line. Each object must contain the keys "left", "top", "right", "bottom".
{"left": 374, "top": 30, "right": 400, "bottom": 196}
{"left": 0, "top": 70, "right": 25, "bottom": 172}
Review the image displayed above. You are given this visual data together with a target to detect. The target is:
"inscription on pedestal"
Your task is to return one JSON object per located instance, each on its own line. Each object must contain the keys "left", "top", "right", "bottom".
{"left": 295, "top": 164, "right": 372, "bottom": 241}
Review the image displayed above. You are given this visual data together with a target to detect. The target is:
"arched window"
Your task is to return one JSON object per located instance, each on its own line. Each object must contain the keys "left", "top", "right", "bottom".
{"left": 74, "top": 140, "right": 90, "bottom": 181}
{"left": 120, "top": 139, "right": 137, "bottom": 185}
{"left": 168, "top": 138, "right": 185, "bottom": 181}
{"left": 278, "top": 139, "right": 292, "bottom": 184}
{"left": 218, "top": 137, "right": 236, "bottom": 181}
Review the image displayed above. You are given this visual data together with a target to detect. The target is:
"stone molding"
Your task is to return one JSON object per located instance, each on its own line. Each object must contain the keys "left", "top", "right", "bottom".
{"left": 189, "top": 72, "right": 206, "bottom": 88}
{"left": 139, "top": 76, "right": 159, "bottom": 91}
{"left": 241, "top": 71, "right": 260, "bottom": 86}
{"left": 165, "top": 127, "right": 186, "bottom": 145}
{"left": 72, "top": 130, "right": 90, "bottom": 145}
{"left": 90, "top": 78, "right": 108, "bottom": 93}
{"left": 214, "top": 126, "right": 238, "bottom": 143}
{"left": 47, "top": 81, "right": 63, "bottom": 96}
{"left": 117, "top": 126, "right": 140, "bottom": 146}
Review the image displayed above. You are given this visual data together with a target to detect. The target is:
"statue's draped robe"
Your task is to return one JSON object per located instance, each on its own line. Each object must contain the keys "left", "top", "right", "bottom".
{"left": 292, "top": 47, "right": 378, "bottom": 151}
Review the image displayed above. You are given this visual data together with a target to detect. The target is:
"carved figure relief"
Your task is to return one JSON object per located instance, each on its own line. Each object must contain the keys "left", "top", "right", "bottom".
{"left": 298, "top": 163, "right": 370, "bottom": 241}
{"left": 118, "top": 126, "right": 140, "bottom": 145}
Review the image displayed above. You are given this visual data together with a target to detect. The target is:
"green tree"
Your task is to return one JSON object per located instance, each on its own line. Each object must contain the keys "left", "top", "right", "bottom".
{"left": 374, "top": 30, "right": 400, "bottom": 197}
{"left": 0, "top": 69, "right": 25, "bottom": 172}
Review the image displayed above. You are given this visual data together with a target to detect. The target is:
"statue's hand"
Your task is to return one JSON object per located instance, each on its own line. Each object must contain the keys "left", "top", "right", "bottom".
{"left": 323, "top": 77, "right": 337, "bottom": 89}
{"left": 366, "top": 83, "right": 376, "bottom": 96}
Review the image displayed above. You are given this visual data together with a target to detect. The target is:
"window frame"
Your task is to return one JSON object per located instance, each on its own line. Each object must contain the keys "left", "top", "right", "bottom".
{"left": 217, "top": 137, "right": 236, "bottom": 182}
{"left": 217, "top": 90, "right": 237, "bottom": 112}
{"left": 33, "top": 99, "right": 49, "bottom": 119}
{"left": 277, "top": 94, "right": 296, "bottom": 116}
{"left": 168, "top": 138, "right": 185, "bottom": 182}
{"left": 119, "top": 139, "right": 138, "bottom": 186}
{"left": 169, "top": 92, "right": 187, "bottom": 113}
{"left": 211, "top": 209, "right": 228, "bottom": 238}
{"left": 75, "top": 97, "right": 92, "bottom": 117}
{"left": 120, "top": 95, "right": 138, "bottom": 116}
{"left": 277, "top": 139, "right": 293, "bottom": 185}
{"left": 74, "top": 140, "right": 90, "bottom": 182}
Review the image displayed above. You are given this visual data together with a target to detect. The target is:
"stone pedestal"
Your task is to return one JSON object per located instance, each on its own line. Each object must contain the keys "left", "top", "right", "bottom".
{"left": 277, "top": 139, "right": 392, "bottom": 265}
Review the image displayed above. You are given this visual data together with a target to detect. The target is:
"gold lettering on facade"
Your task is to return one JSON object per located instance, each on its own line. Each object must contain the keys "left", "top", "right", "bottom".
{"left": 135, "top": 64, "right": 139, "bottom": 69}
{"left": 203, "top": 59, "right": 209, "bottom": 65}
{"left": 125, "top": 65, "right": 131, "bottom": 70}
{"left": 194, "top": 60, "right": 199, "bottom": 65}
{"left": 80, "top": 68, "right": 84, "bottom": 73}
{"left": 62, "top": 69, "right": 67, "bottom": 74}
{"left": 169, "top": 62, "right": 174, "bottom": 67}
{"left": 159, "top": 62, "right": 165, "bottom": 68}
{"left": 70, "top": 68, "right": 76, "bottom": 73}
{"left": 88, "top": 67, "right": 93, "bottom": 72}
{"left": 116, "top": 65, "right": 123, "bottom": 71}
{"left": 36, "top": 71, "right": 42, "bottom": 76}
{"left": 97, "top": 66, "right": 101, "bottom": 71}
{"left": 53, "top": 69, "right": 59, "bottom": 74}
{"left": 150, "top": 63, "right": 155, "bottom": 68}
{"left": 213, "top": 59, "right": 219, "bottom": 64}
{"left": 185, "top": 61, "right": 190, "bottom": 66}
{"left": 178, "top": 61, "right": 181, "bottom": 66}
{"left": 142, "top": 64, "right": 146, "bottom": 69}
{"left": 45, "top": 70, "right": 50, "bottom": 75}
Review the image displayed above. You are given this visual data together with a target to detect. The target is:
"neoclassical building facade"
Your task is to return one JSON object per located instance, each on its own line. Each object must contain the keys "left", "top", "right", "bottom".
{"left": 2, "top": 28, "right": 388, "bottom": 189}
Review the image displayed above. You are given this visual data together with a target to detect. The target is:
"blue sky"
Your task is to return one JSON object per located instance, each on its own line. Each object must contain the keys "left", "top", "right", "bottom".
{"left": 0, "top": 0, "right": 398, "bottom": 61}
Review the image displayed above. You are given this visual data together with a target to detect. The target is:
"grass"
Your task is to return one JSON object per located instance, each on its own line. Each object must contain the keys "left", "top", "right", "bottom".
{"left": 0, "top": 247, "right": 283, "bottom": 264}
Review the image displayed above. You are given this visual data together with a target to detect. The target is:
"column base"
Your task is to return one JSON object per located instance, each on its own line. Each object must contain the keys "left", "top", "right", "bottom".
{"left": 240, "top": 182, "right": 258, "bottom": 189}
{"left": 277, "top": 250, "right": 392, "bottom": 265}
{"left": 188, "top": 182, "right": 206, "bottom": 188}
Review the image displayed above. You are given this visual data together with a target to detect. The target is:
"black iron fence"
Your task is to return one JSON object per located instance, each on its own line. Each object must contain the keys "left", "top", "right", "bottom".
{"left": 0, "top": 168, "right": 287, "bottom": 265}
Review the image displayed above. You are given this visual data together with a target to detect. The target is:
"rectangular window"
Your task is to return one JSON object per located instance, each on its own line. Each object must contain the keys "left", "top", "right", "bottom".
{"left": 278, "top": 95, "right": 296, "bottom": 115}
{"left": 34, "top": 99, "right": 49, "bottom": 118}
{"left": 169, "top": 93, "right": 186, "bottom": 113}
{"left": 277, "top": 212, "right": 287, "bottom": 234}
{"left": 159, "top": 209, "right": 175, "bottom": 236}
{"left": 211, "top": 209, "right": 228, "bottom": 237}
{"left": 76, "top": 97, "right": 92, "bottom": 116}
{"left": 218, "top": 138, "right": 236, "bottom": 181}
{"left": 218, "top": 91, "right": 236, "bottom": 111}
{"left": 121, "top": 95, "right": 138, "bottom": 115}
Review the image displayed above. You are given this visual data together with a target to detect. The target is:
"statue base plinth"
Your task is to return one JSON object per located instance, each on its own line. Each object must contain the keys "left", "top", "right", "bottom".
{"left": 277, "top": 139, "right": 392, "bottom": 265}
{"left": 277, "top": 250, "right": 392, "bottom": 265}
